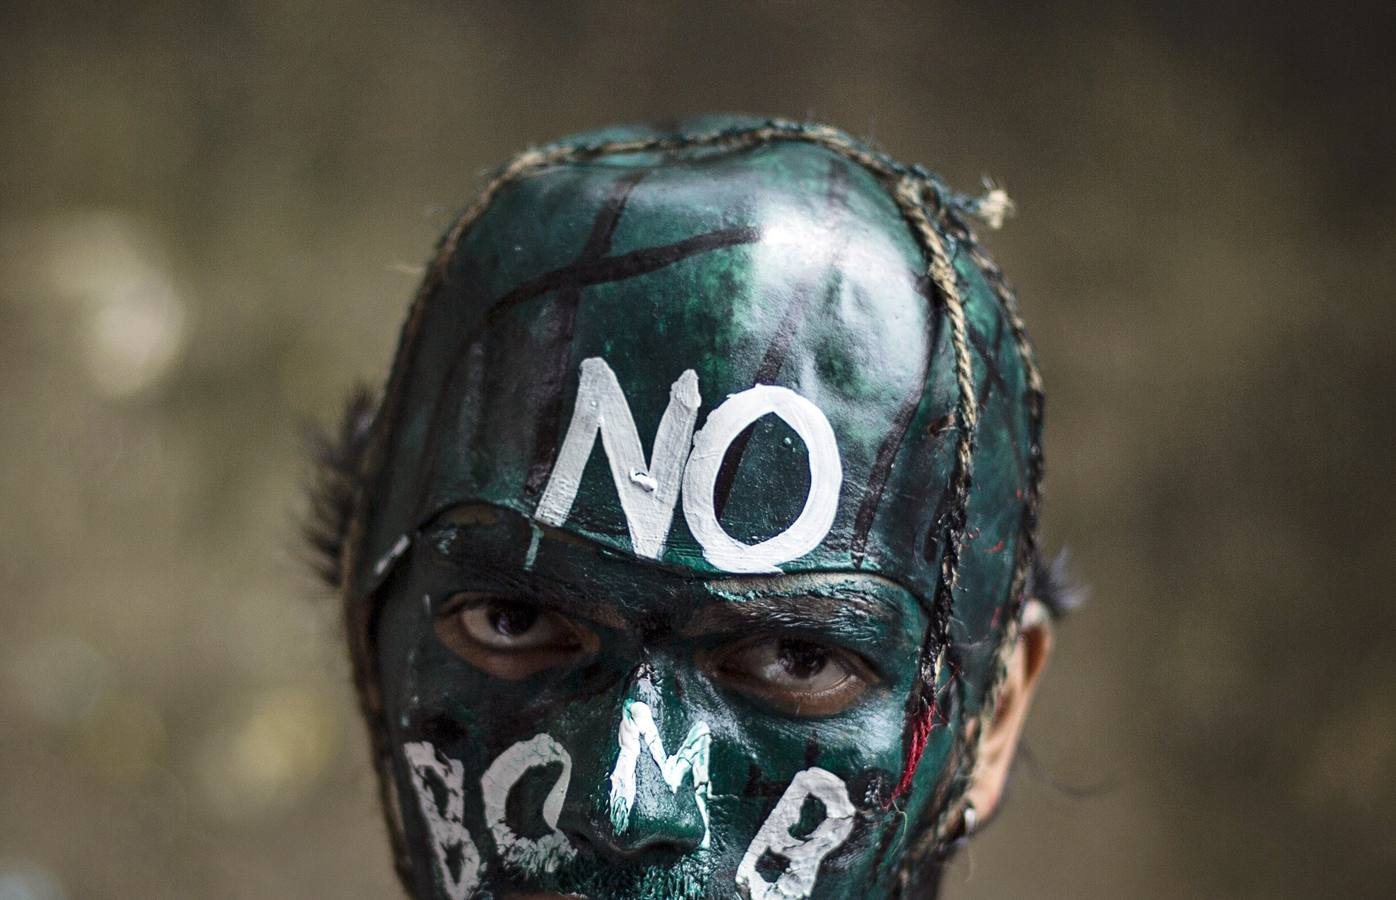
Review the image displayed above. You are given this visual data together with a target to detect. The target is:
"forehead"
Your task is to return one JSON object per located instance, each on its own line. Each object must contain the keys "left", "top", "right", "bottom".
{"left": 363, "top": 142, "right": 968, "bottom": 597}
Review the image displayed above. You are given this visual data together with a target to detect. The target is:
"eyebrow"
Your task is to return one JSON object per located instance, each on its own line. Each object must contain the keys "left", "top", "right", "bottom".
{"left": 421, "top": 507, "right": 916, "bottom": 641}
{"left": 684, "top": 573, "right": 907, "bottom": 643}
{"left": 428, "top": 561, "right": 633, "bottom": 630}
{"left": 421, "top": 514, "right": 630, "bottom": 629}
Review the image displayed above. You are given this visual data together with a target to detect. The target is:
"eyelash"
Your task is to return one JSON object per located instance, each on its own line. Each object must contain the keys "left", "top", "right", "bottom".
{"left": 430, "top": 594, "right": 881, "bottom": 713}
{"left": 718, "top": 636, "right": 873, "bottom": 677}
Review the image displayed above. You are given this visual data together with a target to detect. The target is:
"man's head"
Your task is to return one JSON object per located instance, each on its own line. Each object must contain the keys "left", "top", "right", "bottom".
{"left": 309, "top": 117, "right": 1061, "bottom": 899}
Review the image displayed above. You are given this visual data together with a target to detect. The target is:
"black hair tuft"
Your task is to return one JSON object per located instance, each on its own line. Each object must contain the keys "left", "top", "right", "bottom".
{"left": 1031, "top": 548, "right": 1086, "bottom": 618}
{"left": 303, "top": 386, "right": 378, "bottom": 590}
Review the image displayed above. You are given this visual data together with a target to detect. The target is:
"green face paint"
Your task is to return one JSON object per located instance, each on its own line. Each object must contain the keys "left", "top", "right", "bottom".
{"left": 347, "top": 117, "right": 1043, "bottom": 899}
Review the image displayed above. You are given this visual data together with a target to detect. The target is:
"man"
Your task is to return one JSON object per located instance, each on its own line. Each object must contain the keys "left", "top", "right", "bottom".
{"left": 307, "top": 116, "right": 1067, "bottom": 899}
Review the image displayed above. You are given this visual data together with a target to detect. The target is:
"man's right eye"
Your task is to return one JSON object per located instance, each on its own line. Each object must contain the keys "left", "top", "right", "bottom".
{"left": 434, "top": 595, "right": 598, "bottom": 679}
{"left": 702, "top": 636, "right": 878, "bottom": 718}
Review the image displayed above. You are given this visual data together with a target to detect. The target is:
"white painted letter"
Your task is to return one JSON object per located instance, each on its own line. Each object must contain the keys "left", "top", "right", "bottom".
{"left": 403, "top": 741, "right": 482, "bottom": 900}
{"left": 607, "top": 692, "right": 713, "bottom": 848}
{"left": 735, "top": 767, "right": 856, "bottom": 900}
{"left": 535, "top": 358, "right": 701, "bottom": 559}
{"left": 683, "top": 385, "right": 843, "bottom": 574}
{"left": 479, "top": 734, "right": 575, "bottom": 874}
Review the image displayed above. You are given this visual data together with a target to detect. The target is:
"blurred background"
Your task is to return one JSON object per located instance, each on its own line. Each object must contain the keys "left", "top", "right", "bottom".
{"left": 2, "top": 1, "right": 1393, "bottom": 897}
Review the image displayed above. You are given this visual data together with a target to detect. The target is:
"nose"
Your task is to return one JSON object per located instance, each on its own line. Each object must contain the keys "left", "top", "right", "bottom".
{"left": 557, "top": 670, "right": 710, "bottom": 862}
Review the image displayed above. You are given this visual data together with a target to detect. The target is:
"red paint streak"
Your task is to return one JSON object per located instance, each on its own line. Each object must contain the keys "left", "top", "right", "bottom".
{"left": 986, "top": 539, "right": 1005, "bottom": 554}
{"left": 888, "top": 700, "right": 938, "bottom": 804}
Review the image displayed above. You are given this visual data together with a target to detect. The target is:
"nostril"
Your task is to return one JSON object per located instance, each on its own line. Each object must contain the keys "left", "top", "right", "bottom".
{"left": 559, "top": 816, "right": 697, "bottom": 865}
{"left": 615, "top": 833, "right": 699, "bottom": 865}
{"left": 560, "top": 820, "right": 633, "bottom": 863}
{"left": 557, "top": 824, "right": 597, "bottom": 857}
{"left": 555, "top": 810, "right": 618, "bottom": 862}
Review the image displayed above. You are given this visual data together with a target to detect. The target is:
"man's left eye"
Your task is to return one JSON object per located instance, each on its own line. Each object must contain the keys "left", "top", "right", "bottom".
{"left": 704, "top": 638, "right": 876, "bottom": 717}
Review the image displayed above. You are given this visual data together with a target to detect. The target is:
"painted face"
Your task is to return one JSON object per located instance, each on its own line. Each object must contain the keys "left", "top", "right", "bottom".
{"left": 349, "top": 118, "right": 1038, "bottom": 899}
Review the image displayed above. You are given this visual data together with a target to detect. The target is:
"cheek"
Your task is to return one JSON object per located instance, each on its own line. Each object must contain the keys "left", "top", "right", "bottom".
{"left": 706, "top": 693, "right": 906, "bottom": 838}
{"left": 706, "top": 684, "right": 908, "bottom": 796}
{"left": 702, "top": 696, "right": 917, "bottom": 897}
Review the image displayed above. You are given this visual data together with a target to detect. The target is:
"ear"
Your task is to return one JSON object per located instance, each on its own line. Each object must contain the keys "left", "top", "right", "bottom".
{"left": 964, "top": 602, "right": 1054, "bottom": 821}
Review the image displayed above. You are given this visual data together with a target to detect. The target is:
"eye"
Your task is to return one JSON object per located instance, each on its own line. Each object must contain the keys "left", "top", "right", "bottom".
{"left": 434, "top": 595, "right": 598, "bottom": 680}
{"left": 705, "top": 637, "right": 876, "bottom": 717}
{"left": 458, "top": 603, "right": 565, "bottom": 650}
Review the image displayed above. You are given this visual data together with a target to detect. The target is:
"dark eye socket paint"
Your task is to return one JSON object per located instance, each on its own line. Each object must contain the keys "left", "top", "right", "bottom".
{"left": 420, "top": 516, "right": 930, "bottom": 682}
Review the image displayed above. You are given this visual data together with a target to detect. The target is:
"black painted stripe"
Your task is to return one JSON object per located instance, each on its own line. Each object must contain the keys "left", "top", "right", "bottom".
{"left": 489, "top": 225, "right": 761, "bottom": 324}
{"left": 581, "top": 169, "right": 647, "bottom": 259}
{"left": 965, "top": 322, "right": 1025, "bottom": 479}
{"left": 711, "top": 160, "right": 851, "bottom": 519}
{"left": 848, "top": 270, "right": 944, "bottom": 565}
{"left": 849, "top": 369, "right": 930, "bottom": 566}
{"left": 523, "top": 171, "right": 648, "bottom": 495}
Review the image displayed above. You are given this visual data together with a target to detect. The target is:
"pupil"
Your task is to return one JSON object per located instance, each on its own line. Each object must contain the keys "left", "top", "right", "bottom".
{"left": 778, "top": 640, "right": 827, "bottom": 679}
{"left": 489, "top": 604, "right": 537, "bottom": 637}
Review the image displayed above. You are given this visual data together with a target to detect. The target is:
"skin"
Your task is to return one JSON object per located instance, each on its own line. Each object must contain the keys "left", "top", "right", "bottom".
{"left": 964, "top": 611, "right": 1053, "bottom": 822}
{"left": 352, "top": 118, "right": 1044, "bottom": 898}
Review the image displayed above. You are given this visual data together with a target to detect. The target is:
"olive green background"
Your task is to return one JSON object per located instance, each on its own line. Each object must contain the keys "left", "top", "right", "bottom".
{"left": 2, "top": 2, "right": 1392, "bottom": 898}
